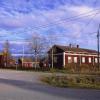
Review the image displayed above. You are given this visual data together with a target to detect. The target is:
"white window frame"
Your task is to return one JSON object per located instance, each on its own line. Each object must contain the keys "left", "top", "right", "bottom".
{"left": 95, "top": 58, "right": 98, "bottom": 63}
{"left": 74, "top": 57, "right": 77, "bottom": 63}
{"left": 82, "top": 57, "right": 85, "bottom": 63}
{"left": 88, "top": 57, "right": 92, "bottom": 63}
{"left": 68, "top": 56, "right": 72, "bottom": 63}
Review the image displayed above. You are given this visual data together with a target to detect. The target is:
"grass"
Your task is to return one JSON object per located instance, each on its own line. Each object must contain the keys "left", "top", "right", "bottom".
{"left": 41, "top": 75, "right": 100, "bottom": 89}
{"left": 49, "top": 68, "right": 100, "bottom": 75}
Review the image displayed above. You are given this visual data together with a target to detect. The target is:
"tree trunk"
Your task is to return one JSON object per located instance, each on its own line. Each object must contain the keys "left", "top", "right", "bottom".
{"left": 35, "top": 54, "right": 37, "bottom": 69}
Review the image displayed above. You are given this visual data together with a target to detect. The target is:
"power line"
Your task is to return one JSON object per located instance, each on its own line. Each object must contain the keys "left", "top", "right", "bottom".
{"left": 30, "top": 8, "right": 100, "bottom": 29}
{"left": 0, "top": 9, "right": 100, "bottom": 45}
{"left": 0, "top": 31, "right": 97, "bottom": 43}
{"left": 97, "top": 24, "right": 100, "bottom": 70}
{"left": 77, "top": 10, "right": 100, "bottom": 38}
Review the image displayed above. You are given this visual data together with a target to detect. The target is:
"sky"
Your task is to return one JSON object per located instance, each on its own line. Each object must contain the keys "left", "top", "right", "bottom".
{"left": 0, "top": 0, "right": 100, "bottom": 54}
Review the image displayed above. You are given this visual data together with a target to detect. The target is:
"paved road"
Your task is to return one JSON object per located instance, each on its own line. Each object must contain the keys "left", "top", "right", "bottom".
{"left": 0, "top": 70, "right": 100, "bottom": 100}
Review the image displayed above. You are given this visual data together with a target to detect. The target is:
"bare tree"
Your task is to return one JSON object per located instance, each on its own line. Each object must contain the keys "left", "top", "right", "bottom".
{"left": 3, "top": 40, "right": 11, "bottom": 67}
{"left": 30, "top": 33, "right": 60, "bottom": 69}
{"left": 30, "top": 35, "right": 47, "bottom": 68}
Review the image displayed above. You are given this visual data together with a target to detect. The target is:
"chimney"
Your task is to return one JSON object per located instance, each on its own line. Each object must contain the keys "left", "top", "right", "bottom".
{"left": 77, "top": 45, "right": 79, "bottom": 48}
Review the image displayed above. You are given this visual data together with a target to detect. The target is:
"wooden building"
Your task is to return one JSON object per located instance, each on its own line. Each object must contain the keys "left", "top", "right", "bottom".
{"left": 22, "top": 58, "right": 34, "bottom": 68}
{"left": 48, "top": 44, "right": 100, "bottom": 68}
{"left": 0, "top": 53, "right": 4, "bottom": 67}
{"left": 0, "top": 51, "right": 14, "bottom": 68}
{"left": 22, "top": 58, "right": 40, "bottom": 68}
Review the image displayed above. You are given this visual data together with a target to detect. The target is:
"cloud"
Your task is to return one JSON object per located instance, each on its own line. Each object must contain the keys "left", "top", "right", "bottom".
{"left": 0, "top": 0, "right": 100, "bottom": 52}
{"left": 0, "top": 0, "right": 99, "bottom": 30}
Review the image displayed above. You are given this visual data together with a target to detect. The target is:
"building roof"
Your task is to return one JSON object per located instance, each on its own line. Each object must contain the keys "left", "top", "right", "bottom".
{"left": 22, "top": 58, "right": 33, "bottom": 62}
{"left": 0, "top": 53, "right": 3, "bottom": 55}
{"left": 53, "top": 45, "right": 99, "bottom": 54}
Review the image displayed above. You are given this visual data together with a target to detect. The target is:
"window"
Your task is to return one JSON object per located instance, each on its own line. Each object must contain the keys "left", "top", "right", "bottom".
{"left": 74, "top": 57, "right": 77, "bottom": 63}
{"left": 68, "top": 56, "right": 72, "bottom": 63}
{"left": 82, "top": 57, "right": 85, "bottom": 63}
{"left": 88, "top": 57, "right": 92, "bottom": 63}
{"left": 95, "top": 58, "right": 98, "bottom": 63}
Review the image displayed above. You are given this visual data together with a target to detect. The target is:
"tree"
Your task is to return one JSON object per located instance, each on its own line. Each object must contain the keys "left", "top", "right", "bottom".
{"left": 30, "top": 35, "right": 47, "bottom": 68}
{"left": 3, "top": 40, "right": 11, "bottom": 67}
{"left": 30, "top": 33, "right": 60, "bottom": 69}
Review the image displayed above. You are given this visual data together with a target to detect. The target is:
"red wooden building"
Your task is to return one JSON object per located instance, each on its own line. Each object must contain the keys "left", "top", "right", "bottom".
{"left": 22, "top": 58, "right": 40, "bottom": 68}
{"left": 48, "top": 44, "right": 100, "bottom": 68}
{"left": 0, "top": 53, "right": 4, "bottom": 67}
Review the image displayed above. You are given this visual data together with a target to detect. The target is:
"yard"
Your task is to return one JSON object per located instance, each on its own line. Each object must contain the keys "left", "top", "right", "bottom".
{"left": 0, "top": 69, "right": 100, "bottom": 100}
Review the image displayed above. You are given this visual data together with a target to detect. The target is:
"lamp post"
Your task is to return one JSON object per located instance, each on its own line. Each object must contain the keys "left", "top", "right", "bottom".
{"left": 51, "top": 48, "right": 53, "bottom": 69}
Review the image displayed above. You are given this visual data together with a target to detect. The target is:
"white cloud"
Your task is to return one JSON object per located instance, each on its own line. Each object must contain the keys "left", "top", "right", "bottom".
{"left": 69, "top": 5, "right": 94, "bottom": 14}
{"left": 0, "top": 0, "right": 99, "bottom": 50}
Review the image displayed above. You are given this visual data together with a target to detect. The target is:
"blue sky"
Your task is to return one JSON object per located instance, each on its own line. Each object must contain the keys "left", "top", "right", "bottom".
{"left": 0, "top": 0, "right": 100, "bottom": 54}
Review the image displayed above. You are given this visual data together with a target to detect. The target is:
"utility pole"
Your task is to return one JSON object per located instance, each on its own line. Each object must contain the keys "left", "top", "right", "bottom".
{"left": 52, "top": 48, "right": 53, "bottom": 69}
{"left": 22, "top": 44, "right": 25, "bottom": 67}
{"left": 97, "top": 24, "right": 100, "bottom": 70}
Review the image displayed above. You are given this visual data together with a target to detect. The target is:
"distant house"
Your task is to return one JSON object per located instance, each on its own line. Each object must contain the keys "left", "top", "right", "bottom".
{"left": 48, "top": 44, "right": 100, "bottom": 68}
{"left": 22, "top": 58, "right": 33, "bottom": 68}
{"left": 0, "top": 52, "right": 14, "bottom": 67}
{"left": 9, "top": 58, "right": 16, "bottom": 67}
{"left": 22, "top": 58, "right": 40, "bottom": 68}
{"left": 0, "top": 53, "right": 4, "bottom": 67}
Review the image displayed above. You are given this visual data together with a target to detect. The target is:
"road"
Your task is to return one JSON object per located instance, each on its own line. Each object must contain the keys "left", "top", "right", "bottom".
{"left": 0, "top": 70, "right": 100, "bottom": 100}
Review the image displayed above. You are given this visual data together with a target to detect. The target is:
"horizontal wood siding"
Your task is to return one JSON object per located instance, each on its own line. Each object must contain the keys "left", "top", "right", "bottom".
{"left": 48, "top": 46, "right": 64, "bottom": 68}
{"left": 48, "top": 45, "right": 100, "bottom": 69}
{"left": 54, "top": 54, "right": 63, "bottom": 68}
{"left": 65, "top": 54, "right": 99, "bottom": 65}
{"left": 65, "top": 55, "right": 80, "bottom": 64}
